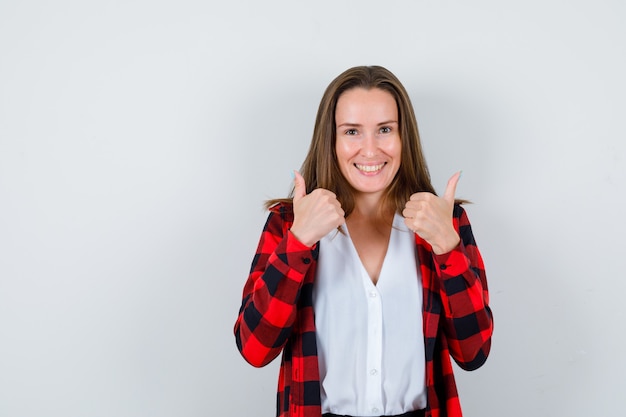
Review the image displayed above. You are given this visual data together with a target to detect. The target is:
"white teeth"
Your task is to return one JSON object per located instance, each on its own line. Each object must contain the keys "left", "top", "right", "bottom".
{"left": 355, "top": 163, "right": 385, "bottom": 172}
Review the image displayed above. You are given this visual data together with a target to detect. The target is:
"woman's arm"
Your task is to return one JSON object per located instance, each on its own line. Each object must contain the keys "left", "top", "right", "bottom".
{"left": 234, "top": 208, "right": 316, "bottom": 367}
{"left": 433, "top": 205, "right": 493, "bottom": 370}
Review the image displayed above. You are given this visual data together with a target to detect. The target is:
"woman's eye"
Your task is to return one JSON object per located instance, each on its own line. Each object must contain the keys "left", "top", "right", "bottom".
{"left": 345, "top": 129, "right": 358, "bottom": 135}
{"left": 380, "top": 126, "right": 391, "bottom": 134}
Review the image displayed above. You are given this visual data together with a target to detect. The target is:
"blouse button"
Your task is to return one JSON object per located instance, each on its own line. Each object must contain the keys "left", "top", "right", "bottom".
{"left": 302, "top": 257, "right": 311, "bottom": 264}
{"left": 440, "top": 264, "right": 447, "bottom": 270}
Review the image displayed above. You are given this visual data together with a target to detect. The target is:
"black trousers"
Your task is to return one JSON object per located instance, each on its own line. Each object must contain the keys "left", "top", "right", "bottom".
{"left": 323, "top": 410, "right": 425, "bottom": 417}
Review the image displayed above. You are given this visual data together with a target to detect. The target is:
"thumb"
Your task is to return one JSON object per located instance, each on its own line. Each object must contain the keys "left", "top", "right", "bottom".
{"left": 293, "top": 170, "right": 307, "bottom": 202}
{"left": 443, "top": 171, "right": 461, "bottom": 203}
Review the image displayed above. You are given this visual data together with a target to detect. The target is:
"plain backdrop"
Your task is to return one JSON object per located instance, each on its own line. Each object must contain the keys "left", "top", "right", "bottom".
{"left": 1, "top": 1, "right": 625, "bottom": 416}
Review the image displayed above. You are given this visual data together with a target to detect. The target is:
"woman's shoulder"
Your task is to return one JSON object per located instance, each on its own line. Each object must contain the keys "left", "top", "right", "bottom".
{"left": 452, "top": 203, "right": 475, "bottom": 231}
{"left": 268, "top": 201, "right": 295, "bottom": 222}
{"left": 452, "top": 203, "right": 466, "bottom": 218}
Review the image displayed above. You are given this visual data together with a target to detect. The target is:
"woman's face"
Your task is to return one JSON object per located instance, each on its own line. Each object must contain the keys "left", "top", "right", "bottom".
{"left": 335, "top": 87, "right": 401, "bottom": 201}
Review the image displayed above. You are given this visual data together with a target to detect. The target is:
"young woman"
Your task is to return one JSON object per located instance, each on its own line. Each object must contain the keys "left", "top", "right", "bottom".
{"left": 234, "top": 66, "right": 493, "bottom": 417}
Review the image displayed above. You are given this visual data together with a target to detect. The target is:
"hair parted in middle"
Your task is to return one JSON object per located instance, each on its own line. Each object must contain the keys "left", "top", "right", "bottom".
{"left": 268, "top": 65, "right": 438, "bottom": 217}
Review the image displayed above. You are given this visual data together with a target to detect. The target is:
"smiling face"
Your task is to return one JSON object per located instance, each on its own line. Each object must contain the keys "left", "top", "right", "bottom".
{"left": 335, "top": 87, "right": 401, "bottom": 203}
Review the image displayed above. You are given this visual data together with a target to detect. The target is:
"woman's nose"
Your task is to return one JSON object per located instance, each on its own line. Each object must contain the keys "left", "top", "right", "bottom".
{"left": 361, "top": 134, "right": 376, "bottom": 157}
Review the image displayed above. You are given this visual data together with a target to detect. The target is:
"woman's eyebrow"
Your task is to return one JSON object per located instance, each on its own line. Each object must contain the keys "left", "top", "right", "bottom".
{"left": 336, "top": 122, "right": 361, "bottom": 128}
{"left": 377, "top": 120, "right": 398, "bottom": 126}
{"left": 337, "top": 120, "right": 398, "bottom": 128}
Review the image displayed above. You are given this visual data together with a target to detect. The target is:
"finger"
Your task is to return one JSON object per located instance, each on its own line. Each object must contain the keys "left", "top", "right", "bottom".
{"left": 403, "top": 217, "right": 417, "bottom": 234}
{"left": 409, "top": 192, "right": 431, "bottom": 202}
{"left": 293, "top": 170, "right": 307, "bottom": 203}
{"left": 404, "top": 199, "right": 424, "bottom": 211}
{"left": 443, "top": 171, "right": 462, "bottom": 203}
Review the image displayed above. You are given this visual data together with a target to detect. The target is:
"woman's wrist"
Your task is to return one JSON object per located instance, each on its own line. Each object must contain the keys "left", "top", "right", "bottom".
{"left": 289, "top": 226, "right": 316, "bottom": 247}
{"left": 431, "top": 231, "right": 461, "bottom": 255}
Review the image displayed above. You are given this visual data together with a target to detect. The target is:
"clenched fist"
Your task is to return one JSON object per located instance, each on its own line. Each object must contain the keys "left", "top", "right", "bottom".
{"left": 290, "top": 171, "right": 345, "bottom": 247}
{"left": 403, "top": 172, "right": 462, "bottom": 255}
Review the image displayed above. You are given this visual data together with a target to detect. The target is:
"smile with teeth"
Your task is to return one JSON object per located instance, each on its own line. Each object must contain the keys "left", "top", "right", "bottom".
{"left": 355, "top": 162, "right": 386, "bottom": 173}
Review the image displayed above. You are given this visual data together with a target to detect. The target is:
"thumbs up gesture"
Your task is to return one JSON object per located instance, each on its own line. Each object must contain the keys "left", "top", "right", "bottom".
{"left": 290, "top": 171, "right": 345, "bottom": 247}
{"left": 402, "top": 172, "right": 462, "bottom": 255}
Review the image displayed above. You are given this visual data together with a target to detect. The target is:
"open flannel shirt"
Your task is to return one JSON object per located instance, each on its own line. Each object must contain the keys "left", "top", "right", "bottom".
{"left": 235, "top": 203, "right": 493, "bottom": 417}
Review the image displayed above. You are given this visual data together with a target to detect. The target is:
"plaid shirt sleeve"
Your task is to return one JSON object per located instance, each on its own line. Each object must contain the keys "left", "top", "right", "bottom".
{"left": 431, "top": 204, "right": 493, "bottom": 371}
{"left": 234, "top": 205, "right": 317, "bottom": 368}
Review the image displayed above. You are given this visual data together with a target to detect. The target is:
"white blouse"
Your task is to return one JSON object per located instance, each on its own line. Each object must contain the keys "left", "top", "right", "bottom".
{"left": 312, "top": 213, "right": 427, "bottom": 416}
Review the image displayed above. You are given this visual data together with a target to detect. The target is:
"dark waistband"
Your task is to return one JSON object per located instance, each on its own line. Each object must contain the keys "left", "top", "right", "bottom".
{"left": 323, "top": 410, "right": 425, "bottom": 417}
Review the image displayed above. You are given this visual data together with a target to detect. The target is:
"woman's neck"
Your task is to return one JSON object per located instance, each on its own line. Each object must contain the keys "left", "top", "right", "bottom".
{"left": 350, "top": 193, "right": 394, "bottom": 223}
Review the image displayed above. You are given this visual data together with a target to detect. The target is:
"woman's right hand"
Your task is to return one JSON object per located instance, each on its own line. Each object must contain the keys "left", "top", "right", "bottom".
{"left": 290, "top": 171, "right": 345, "bottom": 247}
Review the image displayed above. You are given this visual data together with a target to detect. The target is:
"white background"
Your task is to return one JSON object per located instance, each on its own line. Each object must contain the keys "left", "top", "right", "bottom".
{"left": 1, "top": 1, "right": 625, "bottom": 416}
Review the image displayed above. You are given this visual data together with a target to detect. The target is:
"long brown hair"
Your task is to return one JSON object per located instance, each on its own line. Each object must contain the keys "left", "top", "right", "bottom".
{"left": 266, "top": 65, "right": 438, "bottom": 216}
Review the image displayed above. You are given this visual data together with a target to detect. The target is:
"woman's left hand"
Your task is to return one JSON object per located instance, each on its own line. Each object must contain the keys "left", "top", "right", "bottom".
{"left": 403, "top": 172, "right": 462, "bottom": 255}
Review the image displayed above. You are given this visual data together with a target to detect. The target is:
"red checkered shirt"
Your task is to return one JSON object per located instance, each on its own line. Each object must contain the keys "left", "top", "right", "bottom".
{"left": 235, "top": 203, "right": 493, "bottom": 417}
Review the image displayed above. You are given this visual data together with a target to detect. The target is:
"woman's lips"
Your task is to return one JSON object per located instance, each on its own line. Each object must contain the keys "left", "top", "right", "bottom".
{"left": 354, "top": 162, "right": 386, "bottom": 173}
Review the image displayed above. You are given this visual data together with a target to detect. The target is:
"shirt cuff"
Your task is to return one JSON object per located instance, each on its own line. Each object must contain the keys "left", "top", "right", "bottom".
{"left": 286, "top": 229, "right": 317, "bottom": 251}
{"left": 433, "top": 242, "right": 470, "bottom": 277}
